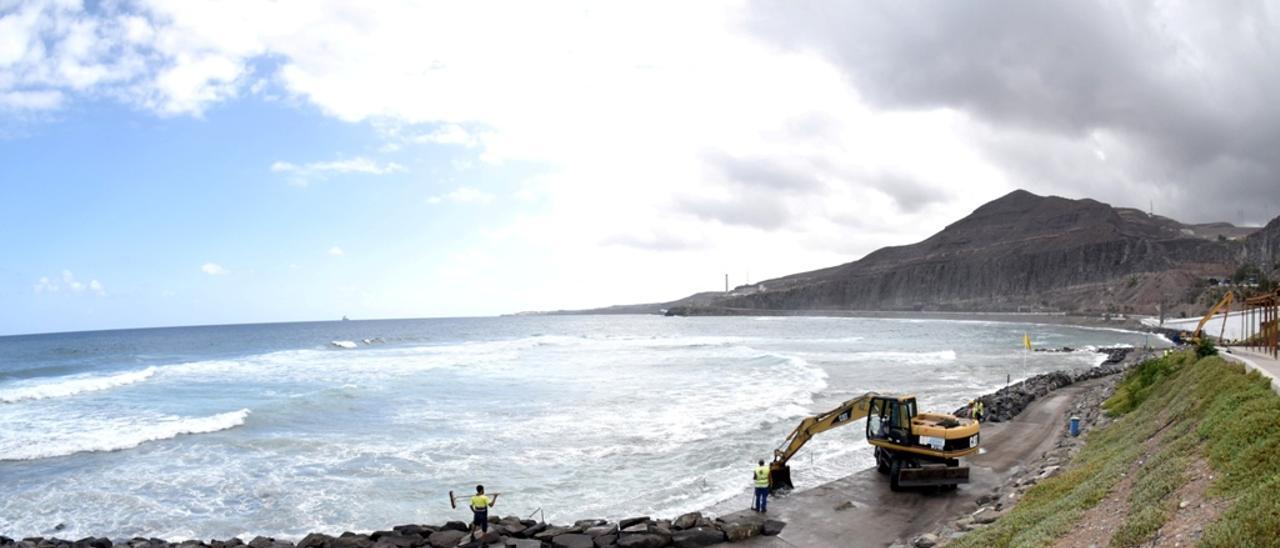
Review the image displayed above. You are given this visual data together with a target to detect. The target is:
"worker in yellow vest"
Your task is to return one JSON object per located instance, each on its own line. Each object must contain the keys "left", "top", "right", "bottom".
{"left": 469, "top": 484, "right": 497, "bottom": 536}
{"left": 752, "top": 459, "right": 770, "bottom": 512}
{"left": 975, "top": 399, "right": 985, "bottom": 423}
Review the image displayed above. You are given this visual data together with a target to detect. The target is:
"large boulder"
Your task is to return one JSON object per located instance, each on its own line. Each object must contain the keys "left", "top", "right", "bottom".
{"left": 504, "top": 541, "right": 540, "bottom": 548}
{"left": 592, "top": 535, "right": 617, "bottom": 548}
{"left": 296, "top": 535, "right": 332, "bottom": 548}
{"left": 333, "top": 536, "right": 372, "bottom": 548}
{"left": 718, "top": 520, "right": 760, "bottom": 542}
{"left": 761, "top": 520, "right": 785, "bottom": 536}
{"left": 373, "top": 535, "right": 422, "bottom": 548}
{"left": 670, "top": 513, "right": 699, "bottom": 531}
{"left": 426, "top": 530, "right": 465, "bottom": 548}
{"left": 617, "top": 518, "right": 649, "bottom": 531}
{"left": 534, "top": 527, "right": 572, "bottom": 542}
{"left": 583, "top": 527, "right": 614, "bottom": 539}
{"left": 669, "top": 528, "right": 723, "bottom": 548}
{"left": 550, "top": 535, "right": 593, "bottom": 548}
{"left": 614, "top": 535, "right": 666, "bottom": 548}
{"left": 516, "top": 524, "right": 546, "bottom": 539}
{"left": 392, "top": 527, "right": 434, "bottom": 538}
{"left": 441, "top": 523, "right": 469, "bottom": 534}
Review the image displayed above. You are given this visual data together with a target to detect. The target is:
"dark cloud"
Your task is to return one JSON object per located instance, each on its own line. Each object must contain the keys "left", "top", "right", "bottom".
{"left": 746, "top": 0, "right": 1280, "bottom": 225}
{"left": 866, "top": 171, "right": 953, "bottom": 213}
{"left": 675, "top": 192, "right": 794, "bottom": 230}
{"left": 680, "top": 150, "right": 955, "bottom": 228}
{"left": 701, "top": 150, "right": 825, "bottom": 192}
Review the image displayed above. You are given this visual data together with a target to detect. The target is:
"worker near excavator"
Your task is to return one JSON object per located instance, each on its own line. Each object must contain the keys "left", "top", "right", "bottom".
{"left": 752, "top": 459, "right": 770, "bottom": 512}
{"left": 974, "top": 399, "right": 985, "bottom": 422}
{"left": 469, "top": 485, "right": 495, "bottom": 535}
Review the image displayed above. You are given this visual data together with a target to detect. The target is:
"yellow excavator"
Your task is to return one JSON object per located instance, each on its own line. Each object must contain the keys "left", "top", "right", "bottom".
{"left": 769, "top": 392, "right": 980, "bottom": 492}
{"left": 1185, "top": 291, "right": 1235, "bottom": 344}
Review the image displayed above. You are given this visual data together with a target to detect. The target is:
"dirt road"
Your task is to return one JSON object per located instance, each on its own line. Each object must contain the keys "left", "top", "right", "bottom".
{"left": 716, "top": 378, "right": 1105, "bottom": 548}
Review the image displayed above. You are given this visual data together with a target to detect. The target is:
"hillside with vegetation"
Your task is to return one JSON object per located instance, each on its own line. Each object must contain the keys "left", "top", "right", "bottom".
{"left": 949, "top": 349, "right": 1280, "bottom": 547}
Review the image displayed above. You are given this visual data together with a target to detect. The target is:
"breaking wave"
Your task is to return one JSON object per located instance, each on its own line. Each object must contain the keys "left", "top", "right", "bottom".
{"left": 849, "top": 350, "right": 958, "bottom": 364}
{"left": 0, "top": 366, "right": 157, "bottom": 403}
{"left": 0, "top": 409, "right": 250, "bottom": 461}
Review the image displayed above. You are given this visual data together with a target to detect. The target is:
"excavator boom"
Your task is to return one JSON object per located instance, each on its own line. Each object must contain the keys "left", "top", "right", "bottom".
{"left": 1193, "top": 291, "right": 1235, "bottom": 341}
{"left": 772, "top": 392, "right": 877, "bottom": 466}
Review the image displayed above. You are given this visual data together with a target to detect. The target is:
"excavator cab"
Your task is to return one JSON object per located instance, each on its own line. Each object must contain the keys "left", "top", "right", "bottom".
{"left": 866, "top": 396, "right": 915, "bottom": 446}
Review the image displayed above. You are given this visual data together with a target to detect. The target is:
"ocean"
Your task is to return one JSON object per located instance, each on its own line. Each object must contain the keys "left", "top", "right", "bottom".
{"left": 0, "top": 315, "right": 1163, "bottom": 540}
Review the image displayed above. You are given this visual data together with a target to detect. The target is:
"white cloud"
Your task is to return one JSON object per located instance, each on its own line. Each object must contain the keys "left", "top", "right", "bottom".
{"left": 22, "top": 1, "right": 1256, "bottom": 313}
{"left": 201, "top": 262, "right": 228, "bottom": 276}
{"left": 270, "top": 157, "right": 406, "bottom": 186}
{"left": 409, "top": 124, "right": 478, "bottom": 147}
{"left": 33, "top": 277, "right": 57, "bottom": 293}
{"left": 426, "top": 186, "right": 495, "bottom": 205}
{"left": 328, "top": 246, "right": 344, "bottom": 256}
{"left": 33, "top": 271, "right": 105, "bottom": 296}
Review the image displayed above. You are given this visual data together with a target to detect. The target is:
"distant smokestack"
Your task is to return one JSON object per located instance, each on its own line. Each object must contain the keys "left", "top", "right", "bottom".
{"left": 725, "top": 273, "right": 729, "bottom": 293}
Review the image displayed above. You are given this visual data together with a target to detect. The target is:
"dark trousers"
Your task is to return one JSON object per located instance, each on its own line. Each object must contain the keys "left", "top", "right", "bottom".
{"left": 472, "top": 509, "right": 488, "bottom": 532}
{"left": 753, "top": 487, "right": 769, "bottom": 512}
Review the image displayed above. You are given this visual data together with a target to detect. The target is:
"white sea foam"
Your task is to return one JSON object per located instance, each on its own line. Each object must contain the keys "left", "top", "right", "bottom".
{"left": 0, "top": 366, "right": 157, "bottom": 403}
{"left": 0, "top": 408, "right": 250, "bottom": 461}
{"left": 848, "top": 349, "right": 958, "bottom": 364}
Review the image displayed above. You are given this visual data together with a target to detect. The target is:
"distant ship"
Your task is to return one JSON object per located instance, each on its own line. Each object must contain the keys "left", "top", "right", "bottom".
{"left": 342, "top": 315, "right": 350, "bottom": 321}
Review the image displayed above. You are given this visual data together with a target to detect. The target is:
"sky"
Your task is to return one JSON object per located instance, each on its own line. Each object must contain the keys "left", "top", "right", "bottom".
{"left": 2, "top": 1, "right": 1279, "bottom": 335}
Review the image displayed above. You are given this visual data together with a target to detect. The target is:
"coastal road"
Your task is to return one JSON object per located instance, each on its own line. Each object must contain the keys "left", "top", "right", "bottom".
{"left": 714, "top": 379, "right": 1105, "bottom": 548}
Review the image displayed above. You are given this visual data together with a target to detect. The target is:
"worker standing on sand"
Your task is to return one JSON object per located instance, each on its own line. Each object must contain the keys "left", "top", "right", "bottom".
{"left": 753, "top": 460, "right": 770, "bottom": 512}
{"left": 470, "top": 485, "right": 495, "bottom": 536}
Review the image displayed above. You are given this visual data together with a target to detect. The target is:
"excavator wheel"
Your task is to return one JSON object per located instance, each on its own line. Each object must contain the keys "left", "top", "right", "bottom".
{"left": 876, "top": 448, "right": 890, "bottom": 474}
{"left": 889, "top": 457, "right": 903, "bottom": 492}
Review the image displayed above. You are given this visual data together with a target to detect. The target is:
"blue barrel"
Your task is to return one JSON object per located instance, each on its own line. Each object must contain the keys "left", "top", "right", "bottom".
{"left": 1069, "top": 416, "right": 1081, "bottom": 437}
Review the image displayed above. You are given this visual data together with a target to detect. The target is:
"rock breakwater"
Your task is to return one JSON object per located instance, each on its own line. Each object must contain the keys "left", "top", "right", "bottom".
{"left": 0, "top": 512, "right": 784, "bottom": 548}
{"left": 953, "top": 347, "right": 1136, "bottom": 423}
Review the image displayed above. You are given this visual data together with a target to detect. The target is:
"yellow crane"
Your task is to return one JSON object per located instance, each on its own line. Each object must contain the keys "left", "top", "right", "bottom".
{"left": 769, "top": 392, "right": 980, "bottom": 492}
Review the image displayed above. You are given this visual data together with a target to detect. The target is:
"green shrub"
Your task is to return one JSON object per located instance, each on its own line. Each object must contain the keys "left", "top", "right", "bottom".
{"left": 1196, "top": 337, "right": 1218, "bottom": 358}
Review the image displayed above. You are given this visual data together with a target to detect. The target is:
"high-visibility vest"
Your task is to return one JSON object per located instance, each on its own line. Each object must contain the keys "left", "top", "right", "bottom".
{"left": 754, "top": 466, "right": 770, "bottom": 488}
{"left": 976, "top": 401, "right": 984, "bottom": 415}
{"left": 471, "top": 495, "right": 489, "bottom": 510}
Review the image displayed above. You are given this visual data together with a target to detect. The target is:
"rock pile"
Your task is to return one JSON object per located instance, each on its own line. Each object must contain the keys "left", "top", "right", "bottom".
{"left": 0, "top": 512, "right": 784, "bottom": 548}
{"left": 954, "top": 347, "right": 1138, "bottom": 423}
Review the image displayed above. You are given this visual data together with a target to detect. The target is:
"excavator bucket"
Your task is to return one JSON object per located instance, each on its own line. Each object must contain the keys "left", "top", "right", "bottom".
{"left": 896, "top": 464, "right": 970, "bottom": 487}
{"left": 769, "top": 464, "right": 794, "bottom": 493}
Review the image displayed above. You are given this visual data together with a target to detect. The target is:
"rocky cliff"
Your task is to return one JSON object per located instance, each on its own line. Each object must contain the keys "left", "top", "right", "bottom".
{"left": 654, "top": 190, "right": 1278, "bottom": 316}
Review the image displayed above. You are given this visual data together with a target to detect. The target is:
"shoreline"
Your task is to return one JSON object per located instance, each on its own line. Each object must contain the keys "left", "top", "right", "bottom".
{"left": 1, "top": 348, "right": 1147, "bottom": 548}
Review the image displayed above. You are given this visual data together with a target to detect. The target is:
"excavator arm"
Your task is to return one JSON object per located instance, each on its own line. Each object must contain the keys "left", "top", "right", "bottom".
{"left": 1193, "top": 291, "right": 1234, "bottom": 341}
{"left": 768, "top": 392, "right": 878, "bottom": 490}
{"left": 772, "top": 392, "right": 877, "bottom": 466}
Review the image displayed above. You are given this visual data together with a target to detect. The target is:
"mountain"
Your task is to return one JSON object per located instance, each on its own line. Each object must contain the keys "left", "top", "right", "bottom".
{"left": 583, "top": 190, "right": 1279, "bottom": 317}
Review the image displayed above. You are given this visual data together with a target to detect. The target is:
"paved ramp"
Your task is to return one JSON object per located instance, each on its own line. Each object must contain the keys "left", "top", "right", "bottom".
{"left": 716, "top": 379, "right": 1103, "bottom": 548}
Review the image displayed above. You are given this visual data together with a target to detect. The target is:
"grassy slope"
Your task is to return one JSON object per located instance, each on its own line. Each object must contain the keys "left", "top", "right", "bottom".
{"left": 949, "top": 350, "right": 1280, "bottom": 548}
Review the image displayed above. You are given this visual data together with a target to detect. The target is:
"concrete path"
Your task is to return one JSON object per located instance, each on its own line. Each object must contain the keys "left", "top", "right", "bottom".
{"left": 1221, "top": 347, "right": 1280, "bottom": 394}
{"left": 715, "top": 379, "right": 1105, "bottom": 548}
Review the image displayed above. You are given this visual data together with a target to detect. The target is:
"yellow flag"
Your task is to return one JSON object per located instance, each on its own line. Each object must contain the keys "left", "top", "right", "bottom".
{"left": 1023, "top": 332, "right": 1032, "bottom": 350}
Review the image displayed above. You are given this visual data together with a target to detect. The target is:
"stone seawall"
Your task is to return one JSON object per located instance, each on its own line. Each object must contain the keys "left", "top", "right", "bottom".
{"left": 0, "top": 511, "right": 784, "bottom": 548}
{"left": 953, "top": 347, "right": 1136, "bottom": 423}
